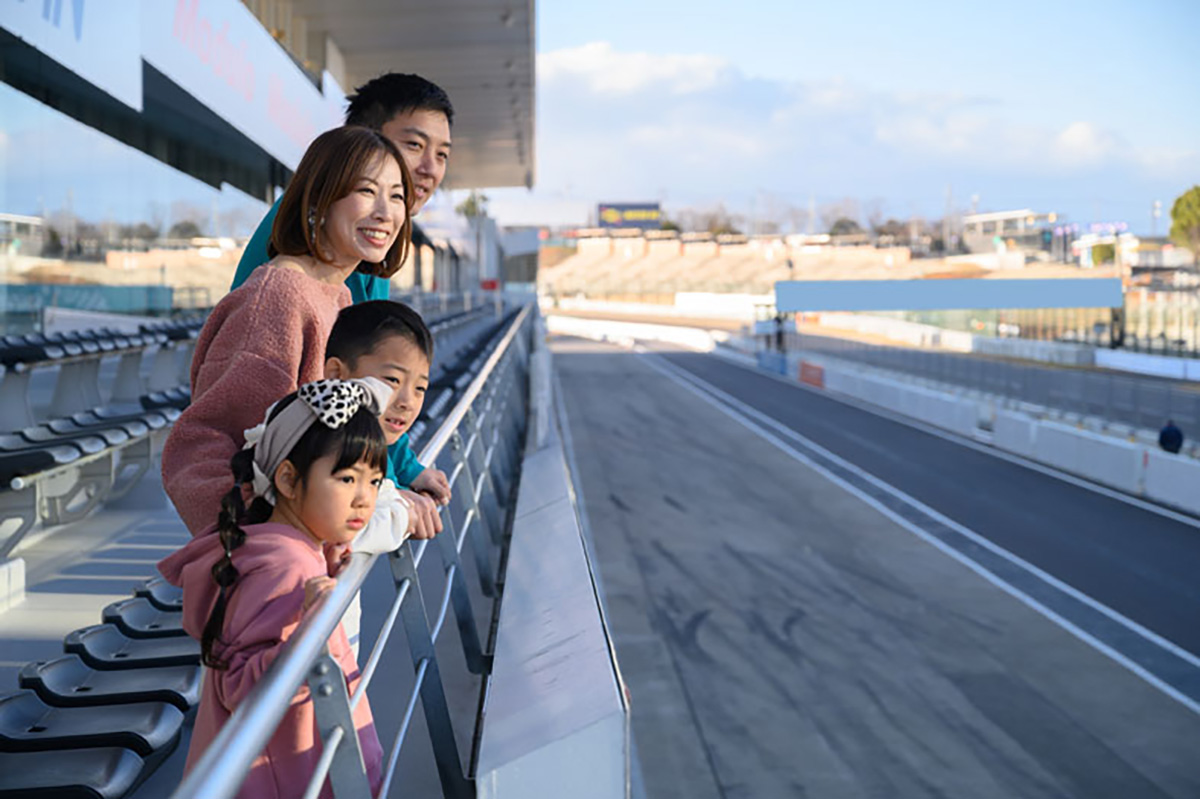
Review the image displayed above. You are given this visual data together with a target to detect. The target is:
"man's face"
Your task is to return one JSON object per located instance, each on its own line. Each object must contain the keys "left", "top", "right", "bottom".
{"left": 381, "top": 109, "right": 452, "bottom": 214}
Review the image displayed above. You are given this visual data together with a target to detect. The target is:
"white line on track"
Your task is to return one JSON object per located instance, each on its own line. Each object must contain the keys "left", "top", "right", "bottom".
{"left": 636, "top": 347, "right": 1200, "bottom": 716}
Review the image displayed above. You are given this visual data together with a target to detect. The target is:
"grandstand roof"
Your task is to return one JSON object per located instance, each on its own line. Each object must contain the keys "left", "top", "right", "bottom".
{"left": 292, "top": 0, "right": 536, "bottom": 191}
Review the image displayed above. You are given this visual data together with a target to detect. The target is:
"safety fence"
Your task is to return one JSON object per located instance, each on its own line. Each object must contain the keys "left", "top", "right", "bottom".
{"left": 170, "top": 302, "right": 533, "bottom": 799}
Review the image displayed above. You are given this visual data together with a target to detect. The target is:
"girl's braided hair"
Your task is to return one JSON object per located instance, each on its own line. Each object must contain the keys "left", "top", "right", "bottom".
{"left": 200, "top": 394, "right": 388, "bottom": 669}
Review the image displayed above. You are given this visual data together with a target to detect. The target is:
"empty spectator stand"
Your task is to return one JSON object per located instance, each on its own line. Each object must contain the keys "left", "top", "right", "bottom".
{"left": 0, "top": 319, "right": 201, "bottom": 599}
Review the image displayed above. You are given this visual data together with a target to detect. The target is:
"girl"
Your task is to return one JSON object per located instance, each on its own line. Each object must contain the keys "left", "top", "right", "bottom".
{"left": 158, "top": 377, "right": 392, "bottom": 799}
{"left": 162, "top": 125, "right": 414, "bottom": 536}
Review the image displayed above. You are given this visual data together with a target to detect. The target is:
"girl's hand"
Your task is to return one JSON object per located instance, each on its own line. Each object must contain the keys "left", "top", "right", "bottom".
{"left": 303, "top": 576, "right": 337, "bottom": 611}
{"left": 323, "top": 542, "right": 352, "bottom": 577}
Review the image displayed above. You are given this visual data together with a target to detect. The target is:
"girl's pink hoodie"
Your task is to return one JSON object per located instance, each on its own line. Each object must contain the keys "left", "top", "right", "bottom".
{"left": 158, "top": 522, "right": 382, "bottom": 799}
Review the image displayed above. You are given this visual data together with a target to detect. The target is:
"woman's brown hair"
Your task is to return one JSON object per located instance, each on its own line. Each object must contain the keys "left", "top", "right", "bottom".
{"left": 269, "top": 126, "right": 413, "bottom": 279}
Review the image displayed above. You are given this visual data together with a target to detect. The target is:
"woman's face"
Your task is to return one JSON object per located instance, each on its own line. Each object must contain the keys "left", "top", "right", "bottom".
{"left": 322, "top": 153, "right": 406, "bottom": 268}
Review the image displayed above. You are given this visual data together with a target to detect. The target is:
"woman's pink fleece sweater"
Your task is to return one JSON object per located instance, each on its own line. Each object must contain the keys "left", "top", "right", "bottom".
{"left": 161, "top": 266, "right": 350, "bottom": 535}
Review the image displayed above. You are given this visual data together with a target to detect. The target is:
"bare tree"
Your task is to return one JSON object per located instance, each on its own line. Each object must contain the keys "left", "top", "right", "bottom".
{"left": 864, "top": 198, "right": 885, "bottom": 233}
{"left": 819, "top": 198, "right": 860, "bottom": 233}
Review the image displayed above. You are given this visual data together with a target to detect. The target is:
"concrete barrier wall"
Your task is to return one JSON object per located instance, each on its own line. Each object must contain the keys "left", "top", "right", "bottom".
{"left": 545, "top": 314, "right": 726, "bottom": 351}
{"left": 1033, "top": 422, "right": 1143, "bottom": 493}
{"left": 994, "top": 410, "right": 1037, "bottom": 458}
{"left": 1144, "top": 450, "right": 1200, "bottom": 515}
{"left": 476, "top": 356, "right": 628, "bottom": 797}
{"left": 814, "top": 355, "right": 1196, "bottom": 508}
{"left": 1094, "top": 349, "right": 1196, "bottom": 380}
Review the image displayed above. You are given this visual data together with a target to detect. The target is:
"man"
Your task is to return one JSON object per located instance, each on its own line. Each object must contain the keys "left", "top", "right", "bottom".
{"left": 231, "top": 72, "right": 454, "bottom": 302}
{"left": 1159, "top": 419, "right": 1184, "bottom": 454}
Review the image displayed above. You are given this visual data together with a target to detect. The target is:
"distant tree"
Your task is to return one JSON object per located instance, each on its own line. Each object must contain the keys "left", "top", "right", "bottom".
{"left": 830, "top": 217, "right": 863, "bottom": 236}
{"left": 784, "top": 203, "right": 811, "bottom": 235}
{"left": 168, "top": 220, "right": 203, "bottom": 239}
{"left": 43, "top": 227, "right": 64, "bottom": 256}
{"left": 819, "top": 198, "right": 859, "bottom": 233}
{"left": 456, "top": 191, "right": 489, "bottom": 218}
{"left": 872, "top": 218, "right": 908, "bottom": 238}
{"left": 660, "top": 219, "right": 680, "bottom": 232}
{"left": 1170, "top": 186, "right": 1200, "bottom": 263}
{"left": 118, "top": 222, "right": 160, "bottom": 241}
{"left": 1092, "top": 243, "right": 1116, "bottom": 264}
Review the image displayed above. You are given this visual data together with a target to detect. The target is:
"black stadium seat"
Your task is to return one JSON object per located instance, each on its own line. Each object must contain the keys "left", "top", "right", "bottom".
{"left": 0, "top": 690, "right": 183, "bottom": 770}
{"left": 0, "top": 445, "right": 81, "bottom": 488}
{"left": 19, "top": 655, "right": 200, "bottom": 712}
{"left": 132, "top": 578, "right": 183, "bottom": 613}
{"left": 102, "top": 598, "right": 186, "bottom": 640}
{"left": 63, "top": 625, "right": 200, "bottom": 671}
{"left": 0, "top": 747, "right": 145, "bottom": 799}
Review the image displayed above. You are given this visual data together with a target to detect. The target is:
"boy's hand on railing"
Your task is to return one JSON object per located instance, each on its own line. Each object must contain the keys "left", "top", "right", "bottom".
{"left": 399, "top": 489, "right": 443, "bottom": 539}
{"left": 410, "top": 467, "right": 452, "bottom": 505}
{"left": 303, "top": 576, "right": 337, "bottom": 611}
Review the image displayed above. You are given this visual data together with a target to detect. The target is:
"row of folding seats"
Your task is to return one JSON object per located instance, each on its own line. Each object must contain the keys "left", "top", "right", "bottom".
{"left": 0, "top": 329, "right": 167, "bottom": 372}
{"left": 0, "top": 389, "right": 190, "bottom": 489}
{"left": 138, "top": 317, "right": 205, "bottom": 344}
{"left": 409, "top": 307, "right": 519, "bottom": 447}
{"left": 0, "top": 577, "right": 198, "bottom": 798}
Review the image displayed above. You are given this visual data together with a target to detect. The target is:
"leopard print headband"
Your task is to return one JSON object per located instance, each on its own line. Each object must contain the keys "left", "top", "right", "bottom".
{"left": 242, "top": 377, "right": 392, "bottom": 505}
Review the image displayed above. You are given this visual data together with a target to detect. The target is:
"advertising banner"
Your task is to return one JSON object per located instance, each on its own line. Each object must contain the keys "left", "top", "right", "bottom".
{"left": 2, "top": 0, "right": 142, "bottom": 109}
{"left": 141, "top": 0, "right": 342, "bottom": 169}
{"left": 597, "top": 203, "right": 662, "bottom": 230}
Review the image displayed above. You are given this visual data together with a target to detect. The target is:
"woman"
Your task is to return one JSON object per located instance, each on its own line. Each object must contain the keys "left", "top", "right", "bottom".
{"left": 161, "top": 126, "right": 412, "bottom": 535}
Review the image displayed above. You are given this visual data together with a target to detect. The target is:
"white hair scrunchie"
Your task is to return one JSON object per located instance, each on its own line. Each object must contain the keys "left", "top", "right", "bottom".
{"left": 241, "top": 377, "right": 392, "bottom": 505}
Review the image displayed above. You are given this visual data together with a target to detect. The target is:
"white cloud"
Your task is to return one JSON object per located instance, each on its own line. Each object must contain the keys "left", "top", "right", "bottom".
{"left": 489, "top": 41, "right": 1199, "bottom": 227}
{"left": 539, "top": 41, "right": 731, "bottom": 95}
{"left": 1051, "top": 121, "right": 1121, "bottom": 167}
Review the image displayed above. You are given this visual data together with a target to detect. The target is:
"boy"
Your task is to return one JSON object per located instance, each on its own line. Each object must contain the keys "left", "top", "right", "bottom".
{"left": 324, "top": 300, "right": 450, "bottom": 539}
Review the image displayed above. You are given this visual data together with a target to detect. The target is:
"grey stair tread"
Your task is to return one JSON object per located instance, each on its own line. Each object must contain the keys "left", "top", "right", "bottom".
{"left": 64, "top": 625, "right": 200, "bottom": 671}
{"left": 131, "top": 578, "right": 183, "bottom": 613}
{"left": 20, "top": 655, "right": 200, "bottom": 712}
{"left": 0, "top": 690, "right": 183, "bottom": 757}
{"left": 0, "top": 747, "right": 145, "bottom": 798}
{"left": 102, "top": 599, "right": 186, "bottom": 639}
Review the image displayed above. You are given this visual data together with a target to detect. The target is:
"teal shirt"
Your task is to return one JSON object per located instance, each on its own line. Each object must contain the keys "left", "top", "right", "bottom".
{"left": 234, "top": 198, "right": 423, "bottom": 487}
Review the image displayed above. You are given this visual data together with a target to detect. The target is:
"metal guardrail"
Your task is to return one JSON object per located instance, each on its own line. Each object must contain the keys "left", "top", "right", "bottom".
{"left": 170, "top": 302, "right": 533, "bottom": 799}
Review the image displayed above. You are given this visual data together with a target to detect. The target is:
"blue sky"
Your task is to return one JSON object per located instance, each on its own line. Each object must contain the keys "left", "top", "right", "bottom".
{"left": 484, "top": 0, "right": 1200, "bottom": 233}
{"left": 4, "top": 1, "right": 1196, "bottom": 236}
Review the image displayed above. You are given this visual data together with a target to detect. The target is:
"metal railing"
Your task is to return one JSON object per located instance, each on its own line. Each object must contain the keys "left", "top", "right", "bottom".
{"left": 170, "top": 302, "right": 533, "bottom": 799}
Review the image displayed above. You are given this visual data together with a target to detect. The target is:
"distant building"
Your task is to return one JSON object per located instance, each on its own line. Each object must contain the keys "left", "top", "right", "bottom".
{"left": 0, "top": 213, "right": 46, "bottom": 256}
{"left": 962, "top": 209, "right": 1063, "bottom": 257}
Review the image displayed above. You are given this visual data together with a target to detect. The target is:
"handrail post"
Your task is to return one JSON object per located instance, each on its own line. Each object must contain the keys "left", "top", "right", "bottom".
{"left": 450, "top": 429, "right": 497, "bottom": 597}
{"left": 432, "top": 511, "right": 491, "bottom": 673}
{"left": 388, "top": 542, "right": 474, "bottom": 799}
{"left": 306, "top": 648, "right": 372, "bottom": 798}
